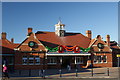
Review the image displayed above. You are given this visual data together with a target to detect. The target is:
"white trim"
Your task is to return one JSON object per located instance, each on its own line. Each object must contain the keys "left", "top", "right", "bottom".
{"left": 22, "top": 43, "right": 43, "bottom": 45}
{"left": 46, "top": 53, "right": 91, "bottom": 56}
{"left": 92, "top": 45, "right": 97, "bottom": 46}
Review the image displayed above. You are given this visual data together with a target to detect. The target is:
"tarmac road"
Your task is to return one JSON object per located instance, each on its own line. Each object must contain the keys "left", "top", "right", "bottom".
{"left": 7, "top": 78, "right": 118, "bottom": 80}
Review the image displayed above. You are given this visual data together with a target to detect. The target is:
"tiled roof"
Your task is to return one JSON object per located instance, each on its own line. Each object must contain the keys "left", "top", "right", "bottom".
{"left": 109, "top": 41, "right": 120, "bottom": 49}
{"left": 0, "top": 39, "right": 14, "bottom": 53}
{"left": 13, "top": 43, "right": 20, "bottom": 48}
{"left": 35, "top": 31, "right": 91, "bottom": 48}
{"left": 88, "top": 38, "right": 96, "bottom": 47}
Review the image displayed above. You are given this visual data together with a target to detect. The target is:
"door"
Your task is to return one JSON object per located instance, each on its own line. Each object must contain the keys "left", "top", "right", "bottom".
{"left": 62, "top": 57, "right": 71, "bottom": 68}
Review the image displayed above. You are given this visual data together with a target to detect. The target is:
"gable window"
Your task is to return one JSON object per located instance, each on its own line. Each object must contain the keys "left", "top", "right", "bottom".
{"left": 47, "top": 57, "right": 57, "bottom": 64}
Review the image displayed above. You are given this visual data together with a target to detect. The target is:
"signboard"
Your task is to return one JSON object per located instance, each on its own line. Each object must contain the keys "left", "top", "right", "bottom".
{"left": 117, "top": 54, "right": 120, "bottom": 57}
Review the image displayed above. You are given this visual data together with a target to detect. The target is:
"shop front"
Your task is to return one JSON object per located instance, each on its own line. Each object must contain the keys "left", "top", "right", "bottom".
{"left": 46, "top": 52, "right": 91, "bottom": 69}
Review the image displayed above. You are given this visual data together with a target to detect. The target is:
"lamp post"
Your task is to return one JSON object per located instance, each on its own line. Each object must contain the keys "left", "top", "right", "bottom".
{"left": 117, "top": 54, "right": 120, "bottom": 80}
{"left": 59, "top": 57, "right": 62, "bottom": 77}
{"left": 90, "top": 48, "right": 94, "bottom": 77}
{"left": 75, "top": 56, "right": 78, "bottom": 77}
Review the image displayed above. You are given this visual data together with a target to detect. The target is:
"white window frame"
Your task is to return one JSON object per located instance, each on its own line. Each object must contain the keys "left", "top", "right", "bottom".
{"left": 76, "top": 57, "right": 83, "bottom": 64}
{"left": 35, "top": 56, "right": 40, "bottom": 65}
{"left": 102, "top": 55, "right": 107, "bottom": 63}
{"left": 97, "top": 56, "right": 102, "bottom": 63}
{"left": 22, "top": 56, "right": 28, "bottom": 65}
{"left": 94, "top": 55, "right": 97, "bottom": 63}
{"left": 28, "top": 56, "right": 34, "bottom": 65}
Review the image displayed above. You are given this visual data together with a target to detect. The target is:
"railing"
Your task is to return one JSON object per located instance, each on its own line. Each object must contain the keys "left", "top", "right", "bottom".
{"left": 8, "top": 67, "right": 119, "bottom": 79}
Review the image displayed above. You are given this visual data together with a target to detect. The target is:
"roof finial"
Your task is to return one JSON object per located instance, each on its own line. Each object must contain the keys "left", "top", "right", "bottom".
{"left": 58, "top": 17, "right": 62, "bottom": 24}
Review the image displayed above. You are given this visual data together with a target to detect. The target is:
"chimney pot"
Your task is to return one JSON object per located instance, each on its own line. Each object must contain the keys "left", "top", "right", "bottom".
{"left": 86, "top": 30, "right": 92, "bottom": 40}
{"left": 28, "top": 28, "right": 33, "bottom": 34}
{"left": 106, "top": 35, "right": 110, "bottom": 46}
{"left": 1, "top": 32, "right": 6, "bottom": 39}
{"left": 11, "top": 38, "right": 14, "bottom": 43}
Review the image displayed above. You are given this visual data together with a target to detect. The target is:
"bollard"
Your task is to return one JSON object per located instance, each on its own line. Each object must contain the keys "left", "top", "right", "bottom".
{"left": 91, "top": 68, "right": 93, "bottom": 77}
{"left": 39, "top": 69, "right": 41, "bottom": 76}
{"left": 59, "top": 69, "right": 62, "bottom": 77}
{"left": 43, "top": 70, "right": 45, "bottom": 79}
{"left": 76, "top": 69, "right": 78, "bottom": 77}
{"left": 29, "top": 69, "right": 31, "bottom": 77}
{"left": 19, "top": 70, "right": 21, "bottom": 75}
{"left": 107, "top": 68, "right": 109, "bottom": 76}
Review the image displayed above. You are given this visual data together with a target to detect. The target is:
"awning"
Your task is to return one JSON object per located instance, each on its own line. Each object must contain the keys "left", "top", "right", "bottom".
{"left": 46, "top": 52, "right": 91, "bottom": 56}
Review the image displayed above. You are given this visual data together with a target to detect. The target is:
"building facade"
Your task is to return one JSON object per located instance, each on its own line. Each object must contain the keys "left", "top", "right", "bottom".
{"left": 1, "top": 21, "right": 120, "bottom": 70}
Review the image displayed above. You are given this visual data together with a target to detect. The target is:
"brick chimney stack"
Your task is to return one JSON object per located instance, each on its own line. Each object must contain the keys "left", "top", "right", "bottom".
{"left": 106, "top": 35, "right": 110, "bottom": 46}
{"left": 11, "top": 38, "right": 14, "bottom": 43}
{"left": 86, "top": 30, "right": 92, "bottom": 40}
{"left": 1, "top": 32, "right": 6, "bottom": 39}
{"left": 28, "top": 28, "right": 33, "bottom": 34}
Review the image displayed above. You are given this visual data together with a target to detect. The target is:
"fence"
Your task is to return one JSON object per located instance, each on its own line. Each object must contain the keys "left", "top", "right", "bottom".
{"left": 9, "top": 67, "right": 119, "bottom": 78}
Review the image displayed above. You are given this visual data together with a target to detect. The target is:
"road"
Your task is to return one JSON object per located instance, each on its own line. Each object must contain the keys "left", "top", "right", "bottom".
{"left": 8, "top": 78, "right": 119, "bottom": 80}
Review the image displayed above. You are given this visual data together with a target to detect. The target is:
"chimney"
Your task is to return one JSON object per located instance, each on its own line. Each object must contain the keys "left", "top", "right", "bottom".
{"left": 106, "top": 35, "right": 110, "bottom": 46}
{"left": 86, "top": 30, "right": 92, "bottom": 40}
{"left": 11, "top": 38, "right": 14, "bottom": 43}
{"left": 28, "top": 28, "right": 32, "bottom": 34}
{"left": 1, "top": 32, "right": 6, "bottom": 39}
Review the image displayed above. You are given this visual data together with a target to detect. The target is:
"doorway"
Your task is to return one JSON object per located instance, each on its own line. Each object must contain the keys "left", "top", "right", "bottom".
{"left": 62, "top": 57, "right": 71, "bottom": 68}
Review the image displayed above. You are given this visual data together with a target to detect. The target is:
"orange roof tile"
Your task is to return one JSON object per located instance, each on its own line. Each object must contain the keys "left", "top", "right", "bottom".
{"left": 35, "top": 31, "right": 91, "bottom": 48}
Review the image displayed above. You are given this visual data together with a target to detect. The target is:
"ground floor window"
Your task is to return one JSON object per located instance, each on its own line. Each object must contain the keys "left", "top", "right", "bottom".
{"left": 22, "top": 56, "right": 28, "bottom": 65}
{"left": 47, "top": 57, "right": 57, "bottom": 64}
{"left": 29, "top": 56, "right": 34, "bottom": 65}
{"left": 35, "top": 56, "right": 40, "bottom": 64}
{"left": 94, "top": 55, "right": 107, "bottom": 63}
{"left": 22, "top": 55, "right": 40, "bottom": 65}
{"left": 102, "top": 55, "right": 107, "bottom": 63}
{"left": 97, "top": 56, "right": 102, "bottom": 63}
{"left": 76, "top": 57, "right": 83, "bottom": 64}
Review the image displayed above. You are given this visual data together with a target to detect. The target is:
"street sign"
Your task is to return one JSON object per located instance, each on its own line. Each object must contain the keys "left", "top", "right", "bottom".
{"left": 117, "top": 54, "right": 120, "bottom": 57}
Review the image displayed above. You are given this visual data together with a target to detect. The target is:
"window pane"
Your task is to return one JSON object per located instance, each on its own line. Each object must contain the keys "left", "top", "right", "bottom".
{"left": 28, "top": 56, "right": 34, "bottom": 65}
{"left": 94, "top": 56, "right": 97, "bottom": 63}
{"left": 102, "top": 56, "right": 107, "bottom": 63}
{"left": 47, "top": 57, "right": 57, "bottom": 64}
{"left": 76, "top": 57, "right": 83, "bottom": 64}
{"left": 35, "top": 56, "right": 40, "bottom": 64}
{"left": 97, "top": 56, "right": 102, "bottom": 63}
{"left": 22, "top": 56, "right": 28, "bottom": 65}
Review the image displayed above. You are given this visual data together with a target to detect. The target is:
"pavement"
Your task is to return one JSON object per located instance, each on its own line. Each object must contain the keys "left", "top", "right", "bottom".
{"left": 1, "top": 67, "right": 120, "bottom": 80}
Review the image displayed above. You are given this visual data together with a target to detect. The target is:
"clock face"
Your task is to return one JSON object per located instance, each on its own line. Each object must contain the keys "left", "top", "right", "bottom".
{"left": 28, "top": 41, "right": 36, "bottom": 48}
{"left": 97, "top": 43, "right": 104, "bottom": 49}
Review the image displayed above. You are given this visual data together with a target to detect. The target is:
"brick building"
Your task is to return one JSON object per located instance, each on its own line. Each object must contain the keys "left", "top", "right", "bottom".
{"left": 1, "top": 21, "right": 120, "bottom": 70}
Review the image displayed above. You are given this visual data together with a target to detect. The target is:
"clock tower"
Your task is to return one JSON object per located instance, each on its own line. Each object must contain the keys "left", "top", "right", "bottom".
{"left": 55, "top": 20, "right": 65, "bottom": 37}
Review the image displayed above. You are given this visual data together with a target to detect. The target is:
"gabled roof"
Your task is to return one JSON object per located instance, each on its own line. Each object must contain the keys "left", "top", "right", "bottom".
{"left": 35, "top": 31, "right": 91, "bottom": 48}
{"left": 109, "top": 41, "right": 120, "bottom": 49}
{"left": 0, "top": 39, "right": 14, "bottom": 53}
